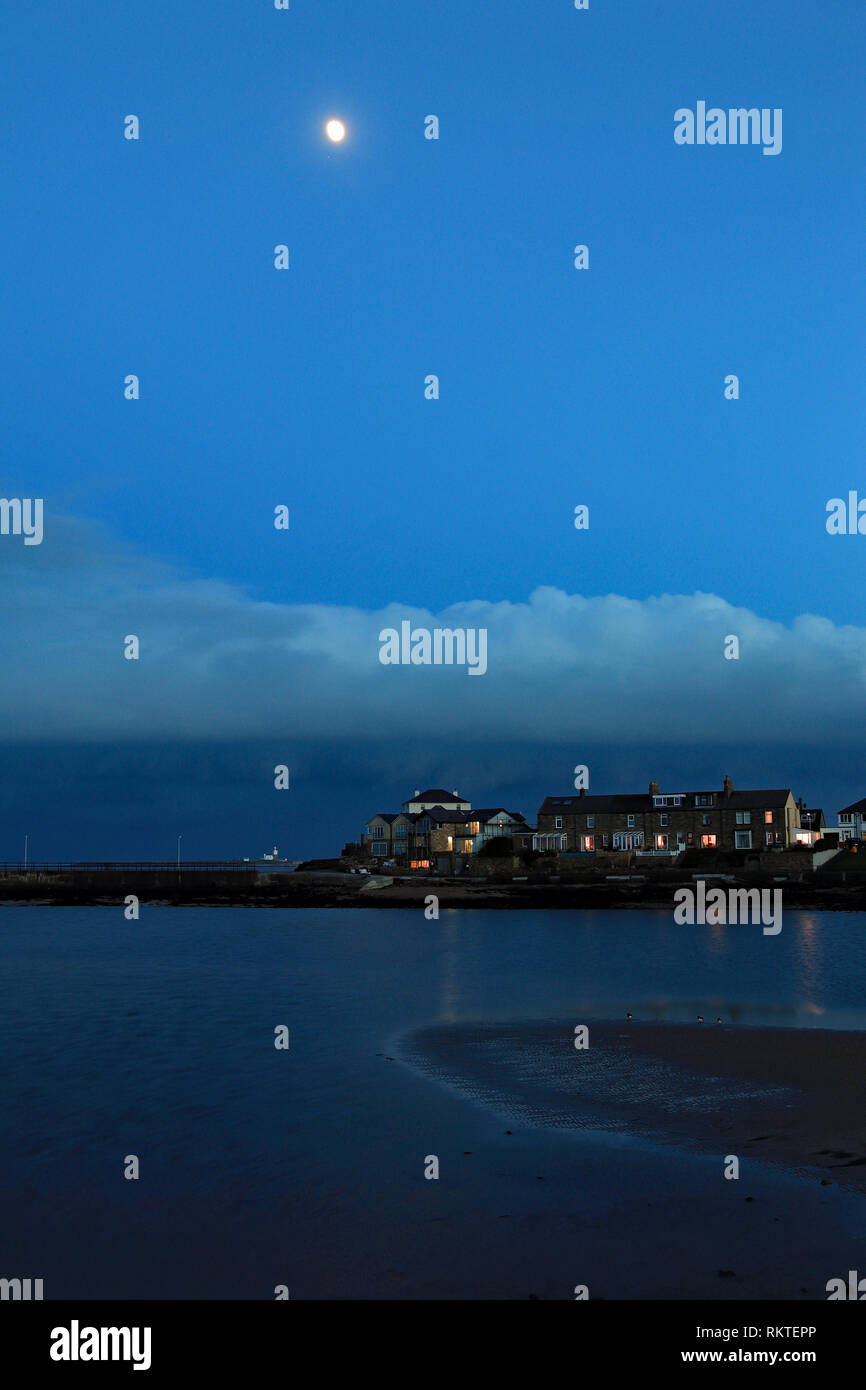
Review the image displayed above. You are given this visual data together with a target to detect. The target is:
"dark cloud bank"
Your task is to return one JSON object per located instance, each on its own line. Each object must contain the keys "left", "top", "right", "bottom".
{"left": 1, "top": 517, "right": 863, "bottom": 859}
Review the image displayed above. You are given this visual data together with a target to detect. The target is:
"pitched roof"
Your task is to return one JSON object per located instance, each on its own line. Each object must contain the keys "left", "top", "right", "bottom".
{"left": 540, "top": 794, "right": 651, "bottom": 815}
{"left": 368, "top": 813, "right": 398, "bottom": 824}
{"left": 415, "top": 787, "right": 465, "bottom": 801}
{"left": 724, "top": 789, "right": 791, "bottom": 809}
{"left": 471, "top": 808, "right": 526, "bottom": 823}
{"left": 540, "top": 788, "right": 793, "bottom": 815}
{"left": 839, "top": 797, "right": 866, "bottom": 815}
{"left": 419, "top": 807, "right": 469, "bottom": 824}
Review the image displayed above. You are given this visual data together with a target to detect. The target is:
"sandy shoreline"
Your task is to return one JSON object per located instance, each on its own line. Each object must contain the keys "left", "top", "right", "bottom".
{"left": 402, "top": 1019, "right": 866, "bottom": 1195}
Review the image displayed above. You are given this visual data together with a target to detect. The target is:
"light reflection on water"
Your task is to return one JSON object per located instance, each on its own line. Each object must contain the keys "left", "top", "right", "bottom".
{"left": 426, "top": 908, "right": 866, "bottom": 1032}
{"left": 1, "top": 904, "right": 865, "bottom": 1296}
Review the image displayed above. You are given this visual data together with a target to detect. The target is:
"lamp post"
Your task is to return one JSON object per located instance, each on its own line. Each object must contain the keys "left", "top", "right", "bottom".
{"left": 177, "top": 835, "right": 182, "bottom": 874}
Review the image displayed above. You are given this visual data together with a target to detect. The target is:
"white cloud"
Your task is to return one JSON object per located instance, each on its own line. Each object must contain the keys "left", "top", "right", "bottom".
{"left": 3, "top": 516, "right": 865, "bottom": 744}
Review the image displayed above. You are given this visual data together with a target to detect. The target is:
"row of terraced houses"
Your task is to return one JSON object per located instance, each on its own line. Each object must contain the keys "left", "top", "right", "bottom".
{"left": 359, "top": 778, "right": 861, "bottom": 868}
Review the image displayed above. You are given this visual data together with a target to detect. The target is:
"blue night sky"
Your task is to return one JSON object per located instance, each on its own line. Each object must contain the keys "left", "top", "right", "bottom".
{"left": 2, "top": 0, "right": 865, "bottom": 860}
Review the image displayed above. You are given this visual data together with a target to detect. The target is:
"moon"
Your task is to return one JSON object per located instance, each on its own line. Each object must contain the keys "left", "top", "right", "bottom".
{"left": 325, "top": 119, "right": 346, "bottom": 143}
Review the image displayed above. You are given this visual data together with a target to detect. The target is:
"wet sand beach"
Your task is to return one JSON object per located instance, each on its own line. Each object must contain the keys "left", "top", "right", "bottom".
{"left": 401, "top": 1019, "right": 866, "bottom": 1195}
{"left": 6, "top": 906, "right": 866, "bottom": 1298}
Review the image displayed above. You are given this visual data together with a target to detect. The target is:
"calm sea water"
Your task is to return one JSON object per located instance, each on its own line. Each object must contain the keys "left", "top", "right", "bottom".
{"left": 2, "top": 906, "right": 865, "bottom": 1299}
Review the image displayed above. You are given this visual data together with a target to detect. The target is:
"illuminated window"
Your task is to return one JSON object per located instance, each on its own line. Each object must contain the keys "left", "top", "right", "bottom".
{"left": 656, "top": 834, "right": 668, "bottom": 849}
{"left": 410, "top": 859, "right": 430, "bottom": 868}
{"left": 582, "top": 836, "right": 594, "bottom": 852}
{"left": 701, "top": 834, "right": 717, "bottom": 848}
{"left": 764, "top": 811, "right": 773, "bottom": 824}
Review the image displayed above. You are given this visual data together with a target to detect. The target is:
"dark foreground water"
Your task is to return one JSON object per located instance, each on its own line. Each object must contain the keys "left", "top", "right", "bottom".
{"left": 1, "top": 906, "right": 865, "bottom": 1299}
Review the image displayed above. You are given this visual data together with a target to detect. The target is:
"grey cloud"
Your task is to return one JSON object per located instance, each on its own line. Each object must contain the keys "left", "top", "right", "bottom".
{"left": 2, "top": 515, "right": 865, "bottom": 746}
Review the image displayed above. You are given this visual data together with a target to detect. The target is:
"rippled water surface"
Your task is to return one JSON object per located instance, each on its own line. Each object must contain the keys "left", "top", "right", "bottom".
{"left": 2, "top": 906, "right": 864, "bottom": 1298}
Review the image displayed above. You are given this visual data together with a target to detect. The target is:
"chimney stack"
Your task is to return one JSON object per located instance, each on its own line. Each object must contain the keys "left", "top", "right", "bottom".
{"left": 723, "top": 776, "right": 734, "bottom": 798}
{"left": 414, "top": 788, "right": 420, "bottom": 797}
{"left": 452, "top": 788, "right": 459, "bottom": 796}
{"left": 579, "top": 787, "right": 586, "bottom": 798}
{"left": 649, "top": 781, "right": 659, "bottom": 796}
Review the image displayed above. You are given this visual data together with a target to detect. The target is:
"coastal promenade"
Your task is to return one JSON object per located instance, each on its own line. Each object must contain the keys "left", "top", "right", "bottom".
{"left": 3, "top": 862, "right": 866, "bottom": 909}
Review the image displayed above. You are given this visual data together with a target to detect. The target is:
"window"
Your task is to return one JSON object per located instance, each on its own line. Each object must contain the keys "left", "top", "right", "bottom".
{"left": 461, "top": 840, "right": 473, "bottom": 854}
{"left": 536, "top": 832, "right": 565, "bottom": 852}
{"left": 767, "top": 832, "right": 782, "bottom": 846}
{"left": 659, "top": 814, "right": 669, "bottom": 826}
{"left": 764, "top": 811, "right": 773, "bottom": 824}
{"left": 372, "top": 842, "right": 387, "bottom": 856}
{"left": 840, "top": 813, "right": 851, "bottom": 823}
{"left": 656, "top": 834, "right": 668, "bottom": 849}
{"left": 735, "top": 831, "right": 752, "bottom": 849}
{"left": 555, "top": 817, "right": 563, "bottom": 829}
{"left": 702, "top": 813, "right": 711, "bottom": 826}
{"left": 736, "top": 811, "right": 751, "bottom": 825}
{"left": 613, "top": 830, "right": 643, "bottom": 849}
{"left": 701, "top": 834, "right": 717, "bottom": 849}
{"left": 587, "top": 815, "right": 595, "bottom": 828}
{"left": 582, "top": 836, "right": 594, "bottom": 852}
{"left": 396, "top": 824, "right": 407, "bottom": 838}
{"left": 696, "top": 794, "right": 713, "bottom": 807}
{"left": 410, "top": 859, "right": 430, "bottom": 869}
{"left": 602, "top": 834, "right": 610, "bottom": 848}
{"left": 627, "top": 815, "right": 635, "bottom": 827}
{"left": 468, "top": 822, "right": 480, "bottom": 834}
